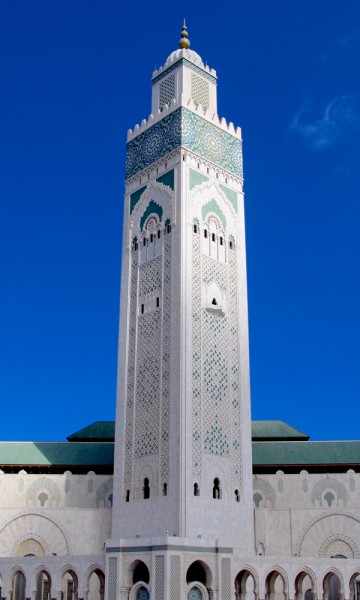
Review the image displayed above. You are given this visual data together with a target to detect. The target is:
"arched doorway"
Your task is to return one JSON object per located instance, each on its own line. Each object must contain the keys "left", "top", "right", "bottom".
{"left": 295, "top": 572, "right": 315, "bottom": 600}
{"left": 235, "top": 570, "right": 257, "bottom": 600}
{"left": 12, "top": 572, "right": 26, "bottom": 600}
{"left": 133, "top": 562, "right": 150, "bottom": 585}
{"left": 186, "top": 561, "right": 212, "bottom": 599}
{"left": 323, "top": 573, "right": 342, "bottom": 600}
{"left": 86, "top": 569, "right": 105, "bottom": 600}
{"left": 62, "top": 570, "right": 78, "bottom": 600}
{"left": 265, "top": 571, "right": 287, "bottom": 600}
{"left": 350, "top": 573, "right": 360, "bottom": 600}
{"left": 35, "top": 571, "right": 51, "bottom": 600}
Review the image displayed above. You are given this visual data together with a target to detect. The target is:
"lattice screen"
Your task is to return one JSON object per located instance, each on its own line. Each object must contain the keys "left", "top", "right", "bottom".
{"left": 191, "top": 73, "right": 210, "bottom": 108}
{"left": 159, "top": 74, "right": 175, "bottom": 109}
{"left": 221, "top": 557, "right": 232, "bottom": 600}
{"left": 155, "top": 555, "right": 165, "bottom": 600}
{"left": 107, "top": 557, "right": 117, "bottom": 600}
{"left": 170, "top": 555, "right": 181, "bottom": 600}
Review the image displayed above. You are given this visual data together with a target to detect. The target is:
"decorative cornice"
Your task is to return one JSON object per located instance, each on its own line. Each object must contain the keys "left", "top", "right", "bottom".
{"left": 152, "top": 57, "right": 217, "bottom": 85}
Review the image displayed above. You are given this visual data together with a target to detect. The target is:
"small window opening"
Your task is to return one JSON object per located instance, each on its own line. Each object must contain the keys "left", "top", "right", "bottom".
{"left": 213, "top": 478, "right": 221, "bottom": 499}
{"left": 211, "top": 298, "right": 218, "bottom": 306}
{"left": 157, "top": 230, "right": 161, "bottom": 239}
{"left": 134, "top": 242, "right": 138, "bottom": 251}
{"left": 147, "top": 173, "right": 150, "bottom": 180}
{"left": 163, "top": 483, "right": 167, "bottom": 496}
{"left": 182, "top": 155, "right": 186, "bottom": 161}
{"left": 143, "top": 478, "right": 150, "bottom": 499}
{"left": 194, "top": 483, "right": 200, "bottom": 496}
{"left": 216, "top": 172, "right": 219, "bottom": 179}
{"left": 193, "top": 224, "right": 197, "bottom": 233}
{"left": 197, "top": 162, "right": 200, "bottom": 169}
{"left": 220, "top": 237, "right": 223, "bottom": 246}
{"left": 207, "top": 167, "right": 209, "bottom": 174}
{"left": 235, "top": 489, "right": 240, "bottom": 502}
{"left": 204, "top": 229, "right": 208, "bottom": 238}
{"left": 126, "top": 489, "right": 130, "bottom": 502}
{"left": 225, "top": 177, "right": 228, "bottom": 184}
{"left": 229, "top": 240, "right": 233, "bottom": 250}
{"left": 156, "top": 297, "right": 160, "bottom": 308}
{"left": 165, "top": 162, "right": 167, "bottom": 169}
{"left": 143, "top": 238, "right": 146, "bottom": 247}
{"left": 141, "top": 304, "right": 144, "bottom": 315}
{"left": 211, "top": 233, "right": 216, "bottom": 242}
{"left": 150, "top": 234, "right": 154, "bottom": 243}
{"left": 166, "top": 224, "right": 171, "bottom": 234}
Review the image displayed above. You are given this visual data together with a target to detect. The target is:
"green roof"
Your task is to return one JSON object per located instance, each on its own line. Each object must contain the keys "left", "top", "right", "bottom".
{"left": 252, "top": 441, "right": 360, "bottom": 466}
{"left": 66, "top": 420, "right": 308, "bottom": 443}
{"left": 0, "top": 440, "right": 359, "bottom": 470}
{"left": 0, "top": 442, "right": 114, "bottom": 467}
{"left": 251, "top": 420, "right": 309, "bottom": 440}
{"left": 67, "top": 421, "right": 115, "bottom": 442}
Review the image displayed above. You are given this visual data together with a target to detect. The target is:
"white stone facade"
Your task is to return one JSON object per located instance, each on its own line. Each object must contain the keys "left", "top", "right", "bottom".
{"left": 1, "top": 36, "right": 360, "bottom": 600}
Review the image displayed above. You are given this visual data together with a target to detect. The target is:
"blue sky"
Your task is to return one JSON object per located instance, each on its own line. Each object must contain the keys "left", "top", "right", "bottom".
{"left": 0, "top": 1, "right": 359, "bottom": 442}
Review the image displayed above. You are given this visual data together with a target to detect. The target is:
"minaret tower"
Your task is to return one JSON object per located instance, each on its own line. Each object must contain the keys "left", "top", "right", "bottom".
{"left": 107, "top": 25, "right": 254, "bottom": 599}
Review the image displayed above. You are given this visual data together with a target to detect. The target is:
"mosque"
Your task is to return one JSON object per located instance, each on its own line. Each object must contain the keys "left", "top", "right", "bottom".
{"left": 1, "top": 25, "right": 360, "bottom": 600}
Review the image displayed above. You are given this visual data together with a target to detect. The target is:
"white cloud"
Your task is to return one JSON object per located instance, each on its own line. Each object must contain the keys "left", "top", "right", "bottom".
{"left": 290, "top": 95, "right": 360, "bottom": 149}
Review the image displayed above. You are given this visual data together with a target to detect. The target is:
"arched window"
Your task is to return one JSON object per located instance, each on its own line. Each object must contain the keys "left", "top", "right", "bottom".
{"left": 163, "top": 483, "right": 167, "bottom": 496}
{"left": 126, "top": 489, "right": 130, "bottom": 502}
{"left": 235, "top": 489, "right": 240, "bottom": 502}
{"left": 213, "top": 478, "right": 221, "bottom": 499}
{"left": 143, "top": 478, "right": 150, "bottom": 499}
{"left": 133, "top": 562, "right": 150, "bottom": 584}
{"left": 194, "top": 483, "right": 200, "bottom": 496}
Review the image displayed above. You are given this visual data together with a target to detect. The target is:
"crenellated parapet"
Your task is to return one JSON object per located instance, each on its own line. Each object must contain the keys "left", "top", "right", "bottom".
{"left": 127, "top": 97, "right": 241, "bottom": 143}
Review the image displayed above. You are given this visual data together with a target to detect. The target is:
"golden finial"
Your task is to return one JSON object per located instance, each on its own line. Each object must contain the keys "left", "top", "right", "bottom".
{"left": 179, "top": 20, "right": 190, "bottom": 49}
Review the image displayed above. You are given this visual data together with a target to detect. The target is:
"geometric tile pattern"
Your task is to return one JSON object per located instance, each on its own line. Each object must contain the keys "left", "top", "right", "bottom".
{"left": 192, "top": 229, "right": 202, "bottom": 481}
{"left": 160, "top": 234, "right": 171, "bottom": 489}
{"left": 135, "top": 298, "right": 161, "bottom": 457}
{"left": 191, "top": 234, "right": 242, "bottom": 489}
{"left": 123, "top": 251, "right": 139, "bottom": 493}
{"left": 202, "top": 255, "right": 230, "bottom": 456}
{"left": 126, "top": 108, "right": 243, "bottom": 179}
{"left": 229, "top": 248, "right": 242, "bottom": 489}
{"left": 123, "top": 240, "right": 171, "bottom": 494}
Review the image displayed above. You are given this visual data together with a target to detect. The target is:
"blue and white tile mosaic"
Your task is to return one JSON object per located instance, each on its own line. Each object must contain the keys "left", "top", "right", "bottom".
{"left": 126, "top": 108, "right": 243, "bottom": 179}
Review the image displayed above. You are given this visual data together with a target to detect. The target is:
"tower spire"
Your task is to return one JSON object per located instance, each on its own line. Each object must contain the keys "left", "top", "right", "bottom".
{"left": 179, "top": 19, "right": 190, "bottom": 49}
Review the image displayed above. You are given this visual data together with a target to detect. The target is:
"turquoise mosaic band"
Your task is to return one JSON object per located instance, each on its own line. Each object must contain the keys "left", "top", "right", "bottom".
{"left": 126, "top": 108, "right": 243, "bottom": 180}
